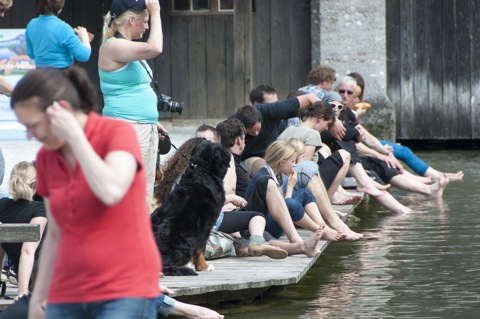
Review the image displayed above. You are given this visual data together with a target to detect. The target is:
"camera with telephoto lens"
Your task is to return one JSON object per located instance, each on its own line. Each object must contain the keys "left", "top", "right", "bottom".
{"left": 158, "top": 94, "right": 184, "bottom": 115}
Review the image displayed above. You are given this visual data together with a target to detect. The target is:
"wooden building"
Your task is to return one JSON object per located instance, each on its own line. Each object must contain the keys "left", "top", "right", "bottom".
{"left": 1, "top": 0, "right": 479, "bottom": 141}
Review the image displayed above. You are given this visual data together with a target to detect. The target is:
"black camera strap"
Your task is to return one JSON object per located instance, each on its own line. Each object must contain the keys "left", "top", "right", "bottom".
{"left": 114, "top": 31, "right": 162, "bottom": 94}
{"left": 139, "top": 60, "right": 162, "bottom": 94}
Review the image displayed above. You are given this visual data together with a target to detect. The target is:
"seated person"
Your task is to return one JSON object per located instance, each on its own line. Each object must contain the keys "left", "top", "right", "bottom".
{"left": 231, "top": 86, "right": 320, "bottom": 176}
{"left": 195, "top": 124, "right": 221, "bottom": 143}
{"left": 0, "top": 161, "right": 47, "bottom": 301}
{"left": 348, "top": 71, "right": 463, "bottom": 182}
{"left": 277, "top": 100, "right": 360, "bottom": 205}
{"left": 154, "top": 137, "right": 288, "bottom": 259}
{"left": 216, "top": 119, "right": 335, "bottom": 252}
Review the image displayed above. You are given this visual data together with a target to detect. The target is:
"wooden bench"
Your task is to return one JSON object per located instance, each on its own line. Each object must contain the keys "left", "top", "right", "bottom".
{"left": 0, "top": 224, "right": 40, "bottom": 301}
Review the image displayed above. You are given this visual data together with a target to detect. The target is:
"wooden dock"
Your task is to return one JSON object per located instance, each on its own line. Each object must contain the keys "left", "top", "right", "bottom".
{"left": 161, "top": 204, "right": 357, "bottom": 306}
{"left": 0, "top": 203, "right": 359, "bottom": 310}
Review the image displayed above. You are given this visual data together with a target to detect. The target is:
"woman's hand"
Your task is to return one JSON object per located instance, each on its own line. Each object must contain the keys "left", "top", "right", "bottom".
{"left": 157, "top": 122, "right": 169, "bottom": 140}
{"left": 287, "top": 170, "right": 298, "bottom": 189}
{"left": 146, "top": 0, "right": 161, "bottom": 15}
{"left": 46, "top": 102, "right": 84, "bottom": 144}
{"left": 225, "top": 194, "right": 247, "bottom": 208}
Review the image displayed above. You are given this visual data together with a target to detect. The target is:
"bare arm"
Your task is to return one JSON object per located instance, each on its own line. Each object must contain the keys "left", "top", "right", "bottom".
{"left": 99, "top": 0, "right": 163, "bottom": 68}
{"left": 304, "top": 145, "right": 316, "bottom": 162}
{"left": 28, "top": 199, "right": 59, "bottom": 319}
{"left": 47, "top": 102, "right": 138, "bottom": 206}
{"left": 0, "top": 76, "right": 13, "bottom": 96}
{"left": 16, "top": 216, "right": 47, "bottom": 300}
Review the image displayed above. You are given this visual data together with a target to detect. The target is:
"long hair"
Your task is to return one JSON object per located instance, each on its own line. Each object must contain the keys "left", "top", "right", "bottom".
{"left": 9, "top": 161, "right": 36, "bottom": 201}
{"left": 153, "top": 137, "right": 205, "bottom": 205}
{"left": 264, "top": 140, "right": 297, "bottom": 175}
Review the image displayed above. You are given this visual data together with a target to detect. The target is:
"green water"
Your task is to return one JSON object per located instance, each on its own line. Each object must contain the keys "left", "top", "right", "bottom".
{"left": 222, "top": 150, "right": 480, "bottom": 318}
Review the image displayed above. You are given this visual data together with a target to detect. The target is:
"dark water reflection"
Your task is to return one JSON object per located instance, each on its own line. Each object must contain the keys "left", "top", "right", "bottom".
{"left": 223, "top": 150, "right": 480, "bottom": 318}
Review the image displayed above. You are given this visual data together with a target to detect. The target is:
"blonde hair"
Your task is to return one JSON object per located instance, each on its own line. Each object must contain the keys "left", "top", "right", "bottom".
{"left": 102, "top": 10, "right": 148, "bottom": 42}
{"left": 264, "top": 140, "right": 297, "bottom": 174}
{"left": 286, "top": 138, "right": 306, "bottom": 163}
{"left": 0, "top": 0, "right": 13, "bottom": 8}
{"left": 9, "top": 161, "right": 36, "bottom": 201}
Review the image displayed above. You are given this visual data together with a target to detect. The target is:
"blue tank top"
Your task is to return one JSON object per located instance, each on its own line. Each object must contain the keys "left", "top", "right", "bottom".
{"left": 100, "top": 60, "right": 158, "bottom": 124}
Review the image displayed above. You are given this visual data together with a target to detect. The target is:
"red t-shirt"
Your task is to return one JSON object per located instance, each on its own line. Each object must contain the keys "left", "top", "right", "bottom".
{"left": 36, "top": 112, "right": 161, "bottom": 303}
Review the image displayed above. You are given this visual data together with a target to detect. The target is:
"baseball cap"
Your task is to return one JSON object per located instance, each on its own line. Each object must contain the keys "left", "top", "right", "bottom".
{"left": 110, "top": 0, "right": 146, "bottom": 19}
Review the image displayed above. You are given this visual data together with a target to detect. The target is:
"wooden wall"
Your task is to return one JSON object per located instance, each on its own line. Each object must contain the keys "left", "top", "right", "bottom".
{"left": 387, "top": 0, "right": 480, "bottom": 140}
{"left": 0, "top": 0, "right": 311, "bottom": 121}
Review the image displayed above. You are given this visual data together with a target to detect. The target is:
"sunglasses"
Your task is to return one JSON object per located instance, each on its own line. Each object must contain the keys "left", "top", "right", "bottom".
{"left": 329, "top": 103, "right": 344, "bottom": 111}
{"left": 339, "top": 89, "right": 354, "bottom": 96}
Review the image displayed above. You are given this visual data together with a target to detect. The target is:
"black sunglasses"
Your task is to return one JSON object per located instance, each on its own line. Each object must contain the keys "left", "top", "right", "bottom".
{"left": 329, "top": 103, "right": 344, "bottom": 111}
{"left": 339, "top": 89, "right": 354, "bottom": 96}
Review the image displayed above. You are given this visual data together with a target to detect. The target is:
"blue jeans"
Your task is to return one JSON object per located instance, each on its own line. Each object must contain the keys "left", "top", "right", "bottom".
{"left": 265, "top": 197, "right": 305, "bottom": 239}
{"left": 379, "top": 140, "right": 429, "bottom": 175}
{"left": 155, "top": 294, "right": 175, "bottom": 317}
{"left": 46, "top": 298, "right": 156, "bottom": 319}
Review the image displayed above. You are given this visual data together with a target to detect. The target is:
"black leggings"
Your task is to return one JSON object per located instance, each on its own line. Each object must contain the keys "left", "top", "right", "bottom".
{"left": 317, "top": 150, "right": 344, "bottom": 190}
{"left": 218, "top": 210, "right": 265, "bottom": 234}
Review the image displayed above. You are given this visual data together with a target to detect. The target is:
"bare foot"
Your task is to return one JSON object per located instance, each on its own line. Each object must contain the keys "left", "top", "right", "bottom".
{"left": 356, "top": 182, "right": 386, "bottom": 197}
{"left": 446, "top": 171, "right": 464, "bottom": 182}
{"left": 430, "top": 174, "right": 449, "bottom": 198}
{"left": 321, "top": 225, "right": 345, "bottom": 241}
{"left": 331, "top": 192, "right": 362, "bottom": 205}
{"left": 333, "top": 222, "right": 363, "bottom": 240}
{"left": 372, "top": 180, "right": 391, "bottom": 190}
{"left": 300, "top": 228, "right": 323, "bottom": 257}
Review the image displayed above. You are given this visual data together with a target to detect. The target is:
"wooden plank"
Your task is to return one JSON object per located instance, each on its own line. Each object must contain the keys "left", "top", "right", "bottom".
{"left": 455, "top": 0, "right": 472, "bottom": 139}
{"left": 386, "top": 0, "right": 401, "bottom": 139}
{"left": 161, "top": 204, "right": 358, "bottom": 301}
{"left": 0, "top": 224, "right": 40, "bottom": 243}
{"left": 252, "top": 0, "right": 272, "bottom": 88}
{"left": 427, "top": 0, "right": 444, "bottom": 139}
{"left": 187, "top": 16, "right": 208, "bottom": 120}
{"left": 470, "top": 0, "right": 480, "bottom": 139}
{"left": 156, "top": 0, "right": 172, "bottom": 99}
{"left": 225, "top": 15, "right": 236, "bottom": 115}
{"left": 233, "top": 0, "right": 253, "bottom": 107}
{"left": 205, "top": 16, "right": 228, "bottom": 119}
{"left": 440, "top": 0, "right": 457, "bottom": 139}
{"left": 170, "top": 16, "right": 191, "bottom": 119}
{"left": 399, "top": 0, "right": 415, "bottom": 139}
{"left": 412, "top": 0, "right": 430, "bottom": 138}
{"left": 270, "top": 0, "right": 290, "bottom": 98}
{"left": 288, "top": 0, "right": 311, "bottom": 94}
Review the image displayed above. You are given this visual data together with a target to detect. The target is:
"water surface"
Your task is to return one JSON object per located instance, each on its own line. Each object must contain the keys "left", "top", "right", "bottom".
{"left": 222, "top": 150, "right": 480, "bottom": 319}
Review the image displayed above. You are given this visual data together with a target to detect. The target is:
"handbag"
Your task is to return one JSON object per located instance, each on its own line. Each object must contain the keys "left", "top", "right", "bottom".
{"left": 204, "top": 230, "right": 235, "bottom": 260}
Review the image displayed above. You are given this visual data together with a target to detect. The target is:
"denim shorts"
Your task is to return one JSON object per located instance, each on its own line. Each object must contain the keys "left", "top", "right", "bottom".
{"left": 282, "top": 161, "right": 319, "bottom": 191}
{"left": 46, "top": 297, "right": 156, "bottom": 319}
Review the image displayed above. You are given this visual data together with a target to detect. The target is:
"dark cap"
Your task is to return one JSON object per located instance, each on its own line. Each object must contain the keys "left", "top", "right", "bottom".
{"left": 110, "top": 0, "right": 146, "bottom": 19}
{"left": 322, "top": 91, "right": 342, "bottom": 103}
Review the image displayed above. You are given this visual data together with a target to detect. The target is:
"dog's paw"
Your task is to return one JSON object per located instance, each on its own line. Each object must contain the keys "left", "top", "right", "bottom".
{"left": 206, "top": 264, "right": 215, "bottom": 272}
{"left": 186, "top": 261, "right": 195, "bottom": 270}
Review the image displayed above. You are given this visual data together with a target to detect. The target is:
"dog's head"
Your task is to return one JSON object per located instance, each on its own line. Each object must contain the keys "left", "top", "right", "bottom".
{"left": 189, "top": 140, "right": 231, "bottom": 179}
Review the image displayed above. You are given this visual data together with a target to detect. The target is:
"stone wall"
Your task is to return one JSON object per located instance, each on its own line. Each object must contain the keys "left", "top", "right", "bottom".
{"left": 312, "top": 0, "right": 395, "bottom": 141}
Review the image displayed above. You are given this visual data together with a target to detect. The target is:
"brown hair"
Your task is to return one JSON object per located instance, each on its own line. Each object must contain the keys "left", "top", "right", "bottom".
{"left": 37, "top": 0, "right": 65, "bottom": 15}
{"left": 297, "top": 100, "right": 335, "bottom": 123}
{"left": 153, "top": 137, "right": 206, "bottom": 205}
{"left": 11, "top": 66, "right": 97, "bottom": 114}
{"left": 307, "top": 65, "right": 336, "bottom": 85}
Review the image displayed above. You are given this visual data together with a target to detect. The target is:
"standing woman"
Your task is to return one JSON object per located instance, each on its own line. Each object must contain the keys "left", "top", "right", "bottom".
{"left": 26, "top": 0, "right": 91, "bottom": 68}
{"left": 99, "top": 0, "right": 168, "bottom": 211}
{"left": 0, "top": 161, "right": 47, "bottom": 301}
{"left": 11, "top": 67, "right": 161, "bottom": 319}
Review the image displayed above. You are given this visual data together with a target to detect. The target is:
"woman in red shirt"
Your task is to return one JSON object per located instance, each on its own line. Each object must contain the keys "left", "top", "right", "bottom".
{"left": 10, "top": 66, "right": 161, "bottom": 319}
